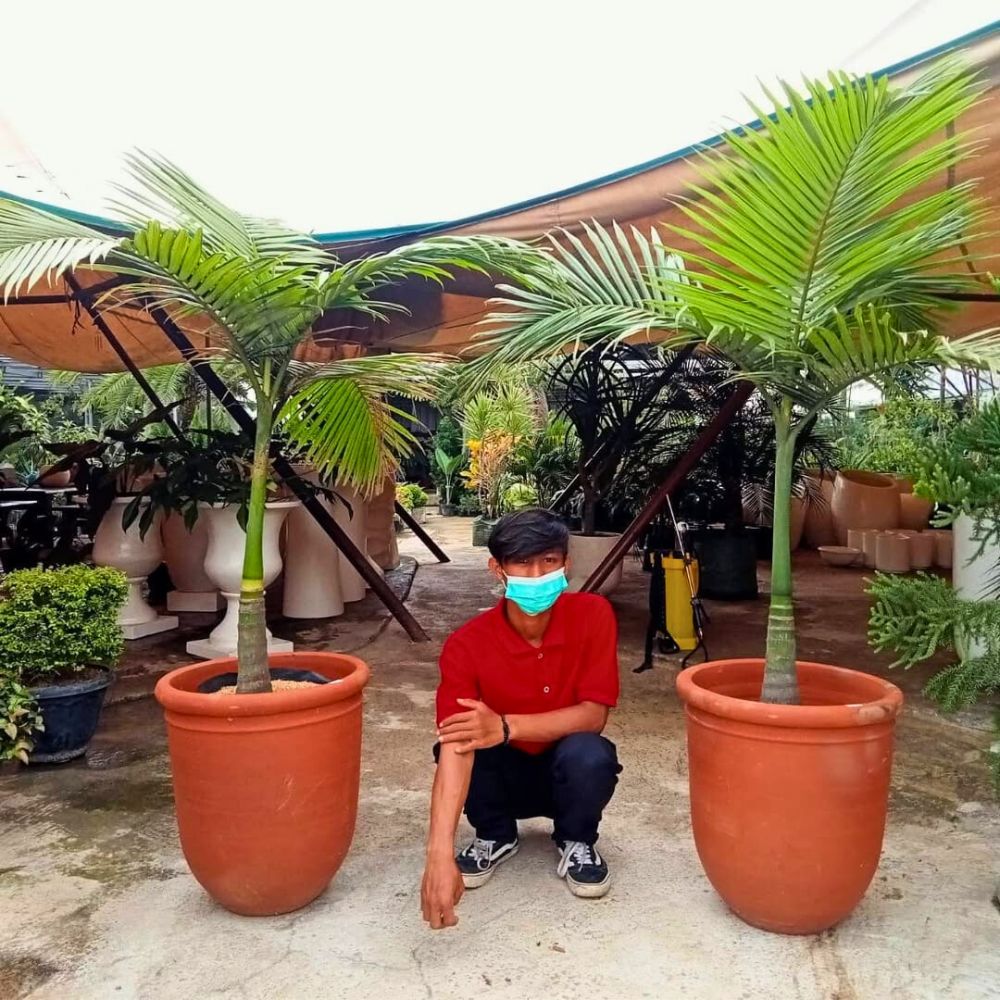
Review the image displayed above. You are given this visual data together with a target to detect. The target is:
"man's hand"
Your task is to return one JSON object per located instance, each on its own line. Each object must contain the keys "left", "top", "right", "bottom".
{"left": 421, "top": 853, "right": 464, "bottom": 930}
{"left": 437, "top": 699, "right": 504, "bottom": 753}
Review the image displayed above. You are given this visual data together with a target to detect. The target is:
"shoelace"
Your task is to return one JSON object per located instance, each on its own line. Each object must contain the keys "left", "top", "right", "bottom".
{"left": 466, "top": 838, "right": 497, "bottom": 871}
{"left": 557, "top": 840, "right": 601, "bottom": 877}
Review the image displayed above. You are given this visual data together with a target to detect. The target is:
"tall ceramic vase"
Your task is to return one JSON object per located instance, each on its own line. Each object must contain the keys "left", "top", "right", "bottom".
{"left": 952, "top": 512, "right": 1000, "bottom": 659}
{"left": 830, "top": 470, "right": 900, "bottom": 545}
{"left": 162, "top": 513, "right": 223, "bottom": 613}
{"left": 802, "top": 471, "right": 836, "bottom": 549}
{"left": 186, "top": 501, "right": 298, "bottom": 660}
{"left": 567, "top": 532, "right": 624, "bottom": 595}
{"left": 283, "top": 471, "right": 345, "bottom": 620}
{"left": 333, "top": 486, "right": 370, "bottom": 603}
{"left": 93, "top": 497, "right": 179, "bottom": 639}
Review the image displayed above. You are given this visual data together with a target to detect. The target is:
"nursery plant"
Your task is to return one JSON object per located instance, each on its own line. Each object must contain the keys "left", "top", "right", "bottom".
{"left": 0, "top": 153, "right": 550, "bottom": 695}
{"left": 0, "top": 564, "right": 128, "bottom": 762}
{"left": 465, "top": 62, "right": 1000, "bottom": 932}
{"left": 470, "top": 62, "right": 1000, "bottom": 704}
{"left": 432, "top": 447, "right": 464, "bottom": 510}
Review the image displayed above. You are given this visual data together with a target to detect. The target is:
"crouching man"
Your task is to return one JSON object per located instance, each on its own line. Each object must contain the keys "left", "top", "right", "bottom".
{"left": 420, "top": 508, "right": 622, "bottom": 930}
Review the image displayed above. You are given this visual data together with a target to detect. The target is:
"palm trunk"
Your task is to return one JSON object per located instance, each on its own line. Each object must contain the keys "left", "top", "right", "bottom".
{"left": 761, "top": 400, "right": 799, "bottom": 704}
{"left": 235, "top": 403, "right": 274, "bottom": 694}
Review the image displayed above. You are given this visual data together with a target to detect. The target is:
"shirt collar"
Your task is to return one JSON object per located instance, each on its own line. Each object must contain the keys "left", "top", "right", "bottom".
{"left": 492, "top": 594, "right": 569, "bottom": 654}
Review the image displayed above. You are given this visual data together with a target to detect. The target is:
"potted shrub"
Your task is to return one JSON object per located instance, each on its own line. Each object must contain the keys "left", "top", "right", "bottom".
{"left": 471, "top": 65, "right": 1000, "bottom": 932}
{"left": 433, "top": 447, "right": 464, "bottom": 516}
{"left": 0, "top": 565, "right": 128, "bottom": 764}
{"left": 460, "top": 384, "right": 538, "bottom": 545}
{"left": 395, "top": 482, "right": 429, "bottom": 524}
{"left": 0, "top": 153, "right": 549, "bottom": 914}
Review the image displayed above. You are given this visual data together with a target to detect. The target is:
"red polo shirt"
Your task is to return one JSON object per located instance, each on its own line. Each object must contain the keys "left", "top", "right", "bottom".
{"left": 436, "top": 591, "right": 620, "bottom": 754}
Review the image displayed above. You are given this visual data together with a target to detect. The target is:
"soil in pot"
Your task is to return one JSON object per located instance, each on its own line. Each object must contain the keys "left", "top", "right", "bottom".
{"left": 155, "top": 651, "right": 370, "bottom": 916}
{"left": 27, "top": 666, "right": 112, "bottom": 764}
{"left": 676, "top": 659, "right": 902, "bottom": 934}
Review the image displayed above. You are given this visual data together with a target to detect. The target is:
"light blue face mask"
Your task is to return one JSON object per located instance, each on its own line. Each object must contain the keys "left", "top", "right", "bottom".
{"left": 504, "top": 567, "right": 569, "bottom": 616}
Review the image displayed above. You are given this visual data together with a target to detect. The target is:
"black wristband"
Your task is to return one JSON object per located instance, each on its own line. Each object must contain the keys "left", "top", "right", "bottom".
{"left": 501, "top": 715, "right": 511, "bottom": 745}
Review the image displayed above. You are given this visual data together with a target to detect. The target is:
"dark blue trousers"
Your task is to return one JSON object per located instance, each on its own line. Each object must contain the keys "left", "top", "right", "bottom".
{"left": 444, "top": 732, "right": 621, "bottom": 845}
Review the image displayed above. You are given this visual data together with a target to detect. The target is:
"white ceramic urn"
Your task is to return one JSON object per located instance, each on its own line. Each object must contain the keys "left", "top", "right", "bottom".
{"left": 92, "top": 497, "right": 179, "bottom": 639}
{"left": 283, "top": 470, "right": 345, "bottom": 619}
{"left": 161, "top": 512, "right": 222, "bottom": 612}
{"left": 567, "top": 531, "right": 624, "bottom": 595}
{"left": 185, "top": 500, "right": 298, "bottom": 659}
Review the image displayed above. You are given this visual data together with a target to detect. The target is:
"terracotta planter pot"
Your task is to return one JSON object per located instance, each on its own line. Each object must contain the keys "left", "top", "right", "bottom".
{"left": 155, "top": 651, "right": 370, "bottom": 916}
{"left": 875, "top": 532, "right": 911, "bottom": 574}
{"left": 789, "top": 496, "right": 808, "bottom": 551}
{"left": 567, "top": 531, "right": 624, "bottom": 595}
{"left": 909, "top": 531, "right": 934, "bottom": 570}
{"left": 899, "top": 492, "right": 932, "bottom": 531}
{"left": 677, "top": 659, "right": 902, "bottom": 934}
{"left": 831, "top": 471, "right": 900, "bottom": 545}
{"left": 802, "top": 472, "right": 836, "bottom": 549}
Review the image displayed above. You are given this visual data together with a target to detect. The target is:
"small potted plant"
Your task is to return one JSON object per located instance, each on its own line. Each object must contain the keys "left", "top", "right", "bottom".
{"left": 0, "top": 565, "right": 128, "bottom": 764}
{"left": 433, "top": 447, "right": 464, "bottom": 516}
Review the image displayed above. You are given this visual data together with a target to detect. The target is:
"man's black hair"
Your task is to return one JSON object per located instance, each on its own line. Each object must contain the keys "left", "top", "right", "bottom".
{"left": 487, "top": 507, "right": 570, "bottom": 562}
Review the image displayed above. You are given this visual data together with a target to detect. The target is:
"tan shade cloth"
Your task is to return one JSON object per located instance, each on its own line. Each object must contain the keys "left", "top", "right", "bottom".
{"left": 1, "top": 32, "right": 998, "bottom": 373}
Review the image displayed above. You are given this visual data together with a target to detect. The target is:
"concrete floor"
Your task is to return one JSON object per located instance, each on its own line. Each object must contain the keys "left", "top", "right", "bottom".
{"left": 1, "top": 517, "right": 998, "bottom": 1000}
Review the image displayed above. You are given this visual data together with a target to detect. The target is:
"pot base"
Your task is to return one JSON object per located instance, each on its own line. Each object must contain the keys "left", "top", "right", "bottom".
{"left": 123, "top": 614, "right": 179, "bottom": 640}
{"left": 186, "top": 635, "right": 294, "bottom": 660}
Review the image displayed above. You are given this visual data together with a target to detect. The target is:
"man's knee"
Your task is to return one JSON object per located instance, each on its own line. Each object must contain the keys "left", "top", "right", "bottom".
{"left": 552, "top": 732, "right": 619, "bottom": 779}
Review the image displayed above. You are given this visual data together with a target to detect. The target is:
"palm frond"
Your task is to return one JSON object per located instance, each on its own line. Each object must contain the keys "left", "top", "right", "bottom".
{"left": 0, "top": 200, "right": 122, "bottom": 300}
{"left": 108, "top": 151, "right": 332, "bottom": 268}
{"left": 278, "top": 354, "right": 450, "bottom": 493}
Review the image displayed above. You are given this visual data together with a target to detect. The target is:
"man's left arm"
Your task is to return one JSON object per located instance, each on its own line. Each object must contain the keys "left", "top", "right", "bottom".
{"left": 437, "top": 699, "right": 607, "bottom": 752}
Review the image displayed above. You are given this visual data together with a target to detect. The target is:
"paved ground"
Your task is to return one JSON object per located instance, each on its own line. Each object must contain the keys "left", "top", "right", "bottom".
{"left": 1, "top": 517, "right": 998, "bottom": 1000}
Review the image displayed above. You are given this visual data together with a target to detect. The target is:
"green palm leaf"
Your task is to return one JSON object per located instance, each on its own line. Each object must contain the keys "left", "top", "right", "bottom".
{"left": 279, "top": 354, "right": 448, "bottom": 492}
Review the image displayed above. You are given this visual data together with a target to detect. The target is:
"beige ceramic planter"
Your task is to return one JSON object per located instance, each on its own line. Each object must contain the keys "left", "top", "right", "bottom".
{"left": 831, "top": 471, "right": 900, "bottom": 545}
{"left": 875, "top": 533, "right": 911, "bottom": 574}
{"left": 567, "top": 532, "right": 623, "bottom": 595}
{"left": 802, "top": 471, "right": 836, "bottom": 549}
{"left": 899, "top": 493, "right": 933, "bottom": 531}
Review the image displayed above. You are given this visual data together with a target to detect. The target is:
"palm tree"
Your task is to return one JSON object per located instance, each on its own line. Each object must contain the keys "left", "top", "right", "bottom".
{"left": 468, "top": 61, "right": 1000, "bottom": 703}
{"left": 0, "top": 153, "right": 549, "bottom": 693}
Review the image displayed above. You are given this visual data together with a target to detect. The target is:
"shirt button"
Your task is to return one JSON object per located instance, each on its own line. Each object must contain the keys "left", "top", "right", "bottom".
{"left": 543, "top": 686, "right": 550, "bottom": 694}
{"left": 538, "top": 653, "right": 544, "bottom": 660}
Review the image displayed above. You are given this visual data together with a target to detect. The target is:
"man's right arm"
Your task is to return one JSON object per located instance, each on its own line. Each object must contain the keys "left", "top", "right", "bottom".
{"left": 421, "top": 742, "right": 474, "bottom": 929}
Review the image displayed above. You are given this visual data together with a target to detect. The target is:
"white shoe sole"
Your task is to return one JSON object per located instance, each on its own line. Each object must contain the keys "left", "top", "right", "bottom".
{"left": 564, "top": 872, "right": 611, "bottom": 899}
{"left": 461, "top": 843, "right": 519, "bottom": 889}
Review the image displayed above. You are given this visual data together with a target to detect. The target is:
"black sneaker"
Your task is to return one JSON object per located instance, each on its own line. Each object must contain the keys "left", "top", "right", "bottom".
{"left": 456, "top": 837, "right": 519, "bottom": 888}
{"left": 556, "top": 840, "right": 611, "bottom": 898}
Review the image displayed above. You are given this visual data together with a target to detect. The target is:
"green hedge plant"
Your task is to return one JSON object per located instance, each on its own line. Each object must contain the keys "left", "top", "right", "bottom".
{"left": 0, "top": 565, "right": 128, "bottom": 762}
{"left": 0, "top": 565, "right": 128, "bottom": 682}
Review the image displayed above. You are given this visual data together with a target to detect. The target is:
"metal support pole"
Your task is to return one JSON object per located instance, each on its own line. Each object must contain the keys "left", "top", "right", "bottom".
{"left": 394, "top": 501, "right": 449, "bottom": 563}
{"left": 150, "top": 306, "right": 430, "bottom": 642}
{"left": 65, "top": 274, "right": 186, "bottom": 441}
{"left": 581, "top": 382, "right": 754, "bottom": 593}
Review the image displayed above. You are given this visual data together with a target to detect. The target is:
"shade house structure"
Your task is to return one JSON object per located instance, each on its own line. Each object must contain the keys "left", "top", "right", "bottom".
{"left": 1, "top": 20, "right": 998, "bottom": 638}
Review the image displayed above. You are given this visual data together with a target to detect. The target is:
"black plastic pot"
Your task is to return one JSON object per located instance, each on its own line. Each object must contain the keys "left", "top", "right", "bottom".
{"left": 28, "top": 668, "right": 112, "bottom": 764}
{"left": 692, "top": 529, "right": 760, "bottom": 601}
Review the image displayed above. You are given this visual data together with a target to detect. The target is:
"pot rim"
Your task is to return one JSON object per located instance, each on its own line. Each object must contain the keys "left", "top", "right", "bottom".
{"left": 569, "top": 530, "right": 623, "bottom": 539}
{"left": 30, "top": 665, "right": 112, "bottom": 700}
{"left": 196, "top": 499, "right": 301, "bottom": 511}
{"left": 676, "top": 658, "right": 903, "bottom": 729}
{"left": 836, "top": 469, "right": 897, "bottom": 490}
{"left": 154, "top": 651, "right": 369, "bottom": 717}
